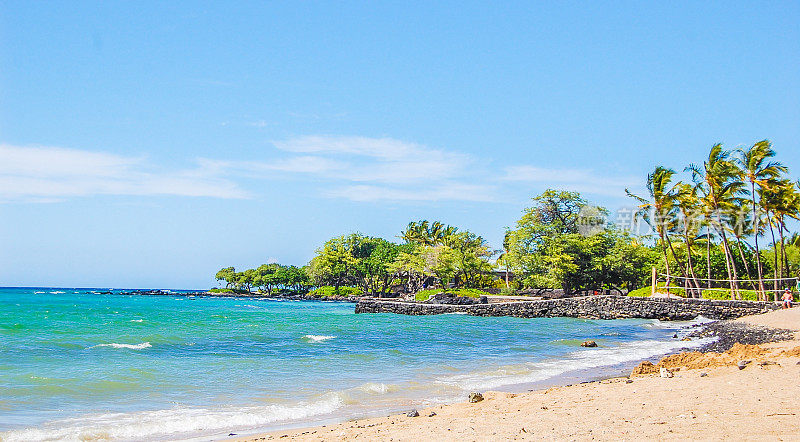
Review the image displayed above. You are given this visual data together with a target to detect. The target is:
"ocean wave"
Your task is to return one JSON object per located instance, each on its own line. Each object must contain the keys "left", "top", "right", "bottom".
{"left": 130, "top": 319, "right": 144, "bottom": 323}
{"left": 49, "top": 291, "right": 66, "bottom": 294}
{"left": 34, "top": 291, "right": 45, "bottom": 294}
{"left": 90, "top": 342, "right": 152, "bottom": 350}
{"left": 0, "top": 395, "right": 343, "bottom": 441}
{"left": 302, "top": 335, "right": 335, "bottom": 343}
{"left": 438, "top": 336, "right": 714, "bottom": 391}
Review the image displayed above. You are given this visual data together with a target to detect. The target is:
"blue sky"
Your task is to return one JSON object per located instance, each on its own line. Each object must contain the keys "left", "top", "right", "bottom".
{"left": 1, "top": 2, "right": 798, "bottom": 288}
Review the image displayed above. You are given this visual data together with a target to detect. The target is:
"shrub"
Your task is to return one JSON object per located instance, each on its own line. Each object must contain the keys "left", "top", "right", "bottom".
{"left": 700, "top": 289, "right": 759, "bottom": 301}
{"left": 627, "top": 283, "right": 685, "bottom": 297}
{"left": 309, "top": 286, "right": 363, "bottom": 298}
{"left": 209, "top": 288, "right": 249, "bottom": 294}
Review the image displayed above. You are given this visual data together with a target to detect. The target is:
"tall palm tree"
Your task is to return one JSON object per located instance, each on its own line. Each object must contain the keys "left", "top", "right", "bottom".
{"left": 774, "top": 181, "right": 800, "bottom": 282}
{"left": 737, "top": 140, "right": 786, "bottom": 300}
{"left": 759, "top": 179, "right": 798, "bottom": 294}
{"left": 688, "top": 144, "right": 746, "bottom": 299}
{"left": 627, "top": 166, "right": 687, "bottom": 290}
{"left": 727, "top": 203, "right": 755, "bottom": 289}
{"left": 674, "top": 182, "right": 703, "bottom": 295}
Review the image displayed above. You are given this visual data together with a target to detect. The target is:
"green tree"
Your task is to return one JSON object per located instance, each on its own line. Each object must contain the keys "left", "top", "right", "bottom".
{"left": 215, "top": 267, "right": 236, "bottom": 289}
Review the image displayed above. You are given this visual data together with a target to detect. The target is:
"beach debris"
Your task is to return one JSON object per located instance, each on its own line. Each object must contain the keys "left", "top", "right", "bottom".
{"left": 758, "top": 360, "right": 778, "bottom": 367}
{"left": 468, "top": 392, "right": 484, "bottom": 403}
{"left": 428, "top": 412, "right": 437, "bottom": 417}
{"left": 700, "top": 372, "right": 708, "bottom": 377}
{"left": 581, "top": 340, "right": 598, "bottom": 347}
{"left": 659, "top": 367, "right": 674, "bottom": 378}
{"left": 673, "top": 333, "right": 678, "bottom": 338}
{"left": 406, "top": 409, "right": 419, "bottom": 417}
{"left": 626, "top": 379, "right": 634, "bottom": 384}
{"left": 737, "top": 360, "right": 752, "bottom": 370}
{"left": 681, "top": 337, "right": 692, "bottom": 341}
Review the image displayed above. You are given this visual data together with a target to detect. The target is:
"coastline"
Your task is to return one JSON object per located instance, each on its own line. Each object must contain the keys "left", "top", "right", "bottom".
{"left": 230, "top": 308, "right": 800, "bottom": 441}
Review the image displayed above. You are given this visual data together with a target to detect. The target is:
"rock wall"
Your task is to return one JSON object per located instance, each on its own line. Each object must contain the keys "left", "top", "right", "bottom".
{"left": 354, "top": 295, "right": 781, "bottom": 321}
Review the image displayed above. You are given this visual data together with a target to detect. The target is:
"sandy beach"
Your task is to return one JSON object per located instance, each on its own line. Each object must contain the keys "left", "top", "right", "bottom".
{"left": 232, "top": 308, "right": 800, "bottom": 441}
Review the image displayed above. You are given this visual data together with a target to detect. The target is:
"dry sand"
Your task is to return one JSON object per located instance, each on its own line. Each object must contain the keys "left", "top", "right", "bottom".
{"left": 232, "top": 308, "right": 800, "bottom": 441}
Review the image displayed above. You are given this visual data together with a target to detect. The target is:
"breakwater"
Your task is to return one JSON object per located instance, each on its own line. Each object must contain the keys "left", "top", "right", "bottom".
{"left": 355, "top": 295, "right": 781, "bottom": 321}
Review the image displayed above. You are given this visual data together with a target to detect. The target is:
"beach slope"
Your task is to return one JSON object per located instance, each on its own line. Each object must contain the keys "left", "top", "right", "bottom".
{"left": 233, "top": 308, "right": 800, "bottom": 441}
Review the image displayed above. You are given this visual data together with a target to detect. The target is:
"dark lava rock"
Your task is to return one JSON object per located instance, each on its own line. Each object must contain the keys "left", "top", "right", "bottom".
{"left": 406, "top": 410, "right": 419, "bottom": 417}
{"left": 738, "top": 360, "right": 752, "bottom": 370}
{"left": 581, "top": 340, "right": 598, "bottom": 348}
{"left": 700, "top": 372, "right": 708, "bottom": 377}
{"left": 468, "top": 392, "right": 484, "bottom": 403}
{"left": 689, "top": 321, "right": 795, "bottom": 353}
{"left": 428, "top": 412, "right": 437, "bottom": 417}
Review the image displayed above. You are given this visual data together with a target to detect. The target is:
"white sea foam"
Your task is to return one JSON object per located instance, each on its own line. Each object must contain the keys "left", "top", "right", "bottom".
{"left": 90, "top": 342, "right": 152, "bottom": 350}
{"left": 130, "top": 319, "right": 144, "bottom": 323}
{"left": 34, "top": 291, "right": 45, "bottom": 294}
{"left": 50, "top": 291, "right": 65, "bottom": 294}
{"left": 438, "top": 336, "right": 714, "bottom": 391}
{"left": 0, "top": 395, "right": 343, "bottom": 442}
{"left": 302, "top": 335, "right": 335, "bottom": 343}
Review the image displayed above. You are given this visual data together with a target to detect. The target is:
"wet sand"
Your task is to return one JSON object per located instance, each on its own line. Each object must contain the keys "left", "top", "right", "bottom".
{"left": 231, "top": 307, "right": 800, "bottom": 441}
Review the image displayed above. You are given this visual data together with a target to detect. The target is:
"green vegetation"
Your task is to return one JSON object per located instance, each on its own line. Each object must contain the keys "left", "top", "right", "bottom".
{"left": 503, "top": 190, "right": 659, "bottom": 295}
{"left": 308, "top": 286, "right": 363, "bottom": 298}
{"left": 215, "top": 264, "right": 311, "bottom": 294}
{"left": 627, "top": 283, "right": 685, "bottom": 297}
{"left": 208, "top": 287, "right": 249, "bottom": 294}
{"left": 413, "top": 288, "right": 487, "bottom": 302}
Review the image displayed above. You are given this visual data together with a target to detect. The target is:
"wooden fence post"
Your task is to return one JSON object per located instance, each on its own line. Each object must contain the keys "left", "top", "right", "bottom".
{"left": 651, "top": 267, "right": 657, "bottom": 297}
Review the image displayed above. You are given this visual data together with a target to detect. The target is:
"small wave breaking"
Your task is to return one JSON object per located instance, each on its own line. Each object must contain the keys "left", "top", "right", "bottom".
{"left": 90, "top": 342, "right": 152, "bottom": 350}
{"left": 302, "top": 335, "right": 335, "bottom": 343}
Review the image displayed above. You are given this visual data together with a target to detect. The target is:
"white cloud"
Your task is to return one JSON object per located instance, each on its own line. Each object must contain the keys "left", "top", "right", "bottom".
{"left": 0, "top": 138, "right": 639, "bottom": 205}
{"left": 502, "top": 165, "right": 639, "bottom": 198}
{"left": 263, "top": 136, "right": 484, "bottom": 199}
{"left": 0, "top": 144, "right": 249, "bottom": 202}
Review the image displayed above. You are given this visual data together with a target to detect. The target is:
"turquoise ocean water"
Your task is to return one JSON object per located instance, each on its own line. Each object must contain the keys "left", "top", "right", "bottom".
{"left": 0, "top": 288, "right": 709, "bottom": 441}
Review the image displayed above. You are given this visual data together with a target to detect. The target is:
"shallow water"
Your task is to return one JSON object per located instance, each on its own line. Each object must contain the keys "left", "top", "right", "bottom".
{"left": 0, "top": 288, "right": 709, "bottom": 440}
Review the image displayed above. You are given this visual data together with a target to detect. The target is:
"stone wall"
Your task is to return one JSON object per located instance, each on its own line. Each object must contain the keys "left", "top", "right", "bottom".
{"left": 354, "top": 295, "right": 781, "bottom": 321}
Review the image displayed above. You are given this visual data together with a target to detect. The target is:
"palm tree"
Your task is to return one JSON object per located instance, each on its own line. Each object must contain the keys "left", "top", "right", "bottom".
{"left": 627, "top": 166, "right": 687, "bottom": 291}
{"left": 774, "top": 181, "right": 800, "bottom": 283}
{"left": 400, "top": 220, "right": 457, "bottom": 246}
{"left": 688, "top": 144, "right": 746, "bottom": 299}
{"left": 737, "top": 140, "right": 786, "bottom": 300}
{"left": 674, "top": 183, "right": 703, "bottom": 295}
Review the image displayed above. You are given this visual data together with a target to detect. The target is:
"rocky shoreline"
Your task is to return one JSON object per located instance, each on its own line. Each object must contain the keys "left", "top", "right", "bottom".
{"left": 355, "top": 295, "right": 781, "bottom": 321}
{"left": 690, "top": 319, "right": 796, "bottom": 353}
{"left": 114, "top": 290, "right": 360, "bottom": 302}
